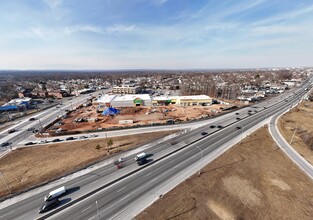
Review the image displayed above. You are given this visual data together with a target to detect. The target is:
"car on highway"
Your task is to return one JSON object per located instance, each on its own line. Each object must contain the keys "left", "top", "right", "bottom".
{"left": 38, "top": 198, "right": 59, "bottom": 213}
{"left": 236, "top": 126, "right": 242, "bottom": 129}
{"left": 201, "top": 131, "right": 208, "bottom": 136}
{"left": 79, "top": 136, "right": 88, "bottom": 139}
{"left": 217, "top": 125, "right": 224, "bottom": 129}
{"left": 209, "top": 125, "right": 216, "bottom": 128}
{"left": 25, "top": 142, "right": 35, "bottom": 146}
{"left": 39, "top": 140, "right": 49, "bottom": 144}
{"left": 1, "top": 142, "right": 10, "bottom": 147}
{"left": 52, "top": 139, "right": 61, "bottom": 142}
{"left": 29, "top": 117, "right": 36, "bottom": 121}
{"left": 8, "top": 129, "right": 16, "bottom": 134}
{"left": 66, "top": 137, "right": 75, "bottom": 141}
{"left": 235, "top": 112, "right": 240, "bottom": 115}
{"left": 89, "top": 134, "right": 98, "bottom": 138}
{"left": 236, "top": 117, "right": 241, "bottom": 120}
{"left": 27, "top": 127, "right": 34, "bottom": 131}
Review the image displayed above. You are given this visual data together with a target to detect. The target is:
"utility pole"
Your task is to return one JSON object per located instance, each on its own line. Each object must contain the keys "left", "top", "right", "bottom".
{"left": 195, "top": 146, "right": 203, "bottom": 175}
{"left": 0, "top": 171, "right": 11, "bottom": 194}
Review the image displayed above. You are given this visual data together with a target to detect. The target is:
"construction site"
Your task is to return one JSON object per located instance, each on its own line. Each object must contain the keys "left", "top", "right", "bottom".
{"left": 45, "top": 95, "right": 239, "bottom": 135}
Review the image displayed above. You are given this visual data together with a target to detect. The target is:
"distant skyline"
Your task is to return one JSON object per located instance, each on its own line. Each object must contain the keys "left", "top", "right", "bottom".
{"left": 0, "top": 0, "right": 313, "bottom": 70}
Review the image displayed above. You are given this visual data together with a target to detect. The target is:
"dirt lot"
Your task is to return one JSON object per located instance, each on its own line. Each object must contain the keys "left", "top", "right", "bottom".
{"left": 136, "top": 126, "right": 313, "bottom": 220}
{"left": 55, "top": 104, "right": 232, "bottom": 133}
{"left": 0, "top": 131, "right": 175, "bottom": 199}
{"left": 278, "top": 101, "right": 313, "bottom": 165}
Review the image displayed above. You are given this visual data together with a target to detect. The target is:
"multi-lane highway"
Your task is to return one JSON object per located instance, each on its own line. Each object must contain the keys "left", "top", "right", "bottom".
{"left": 0, "top": 91, "right": 107, "bottom": 155}
{"left": 0, "top": 77, "right": 312, "bottom": 220}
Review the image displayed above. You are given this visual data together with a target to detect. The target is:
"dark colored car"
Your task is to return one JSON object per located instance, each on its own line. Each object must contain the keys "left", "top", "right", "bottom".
{"left": 29, "top": 117, "right": 36, "bottom": 121}
{"left": 8, "top": 129, "right": 16, "bottom": 134}
{"left": 52, "top": 139, "right": 61, "bottom": 142}
{"left": 236, "top": 117, "right": 241, "bottom": 120}
{"left": 25, "top": 142, "right": 35, "bottom": 146}
{"left": 235, "top": 112, "right": 240, "bottom": 115}
{"left": 1, "top": 142, "right": 10, "bottom": 147}
{"left": 248, "top": 110, "right": 252, "bottom": 112}
{"left": 38, "top": 198, "right": 59, "bottom": 213}
{"left": 209, "top": 125, "right": 216, "bottom": 128}
{"left": 236, "top": 126, "right": 242, "bottom": 129}
{"left": 217, "top": 125, "right": 224, "bottom": 129}
{"left": 66, "top": 137, "right": 74, "bottom": 141}
{"left": 201, "top": 131, "right": 208, "bottom": 136}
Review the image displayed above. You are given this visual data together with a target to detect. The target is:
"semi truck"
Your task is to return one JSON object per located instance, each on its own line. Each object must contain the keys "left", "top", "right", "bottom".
{"left": 44, "top": 186, "right": 67, "bottom": 201}
{"left": 135, "top": 152, "right": 147, "bottom": 165}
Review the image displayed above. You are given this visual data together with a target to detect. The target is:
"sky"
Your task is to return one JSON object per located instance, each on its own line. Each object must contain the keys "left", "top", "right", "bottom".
{"left": 0, "top": 0, "right": 313, "bottom": 70}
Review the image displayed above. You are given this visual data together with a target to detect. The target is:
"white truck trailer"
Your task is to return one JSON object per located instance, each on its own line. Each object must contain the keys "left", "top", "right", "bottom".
{"left": 44, "top": 186, "right": 67, "bottom": 201}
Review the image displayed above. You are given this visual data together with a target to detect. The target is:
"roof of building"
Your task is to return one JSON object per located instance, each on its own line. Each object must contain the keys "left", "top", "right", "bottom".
{"left": 178, "top": 95, "right": 211, "bottom": 100}
{"left": 6, "top": 98, "right": 32, "bottom": 105}
{"left": 152, "top": 96, "right": 179, "bottom": 101}
{"left": 112, "top": 94, "right": 151, "bottom": 102}
{"left": 95, "top": 95, "right": 116, "bottom": 103}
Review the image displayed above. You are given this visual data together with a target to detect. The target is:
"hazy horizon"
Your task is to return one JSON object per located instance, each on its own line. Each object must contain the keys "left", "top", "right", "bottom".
{"left": 0, "top": 0, "right": 313, "bottom": 69}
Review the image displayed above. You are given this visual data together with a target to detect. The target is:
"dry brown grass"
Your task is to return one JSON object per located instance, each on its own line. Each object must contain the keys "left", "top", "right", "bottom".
{"left": 136, "top": 126, "right": 313, "bottom": 220}
{"left": 278, "top": 101, "right": 313, "bottom": 165}
{"left": 0, "top": 131, "right": 175, "bottom": 198}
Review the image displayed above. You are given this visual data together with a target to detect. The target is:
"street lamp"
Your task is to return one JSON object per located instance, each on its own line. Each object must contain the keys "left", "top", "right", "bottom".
{"left": 96, "top": 200, "right": 100, "bottom": 220}
{"left": 195, "top": 145, "right": 203, "bottom": 175}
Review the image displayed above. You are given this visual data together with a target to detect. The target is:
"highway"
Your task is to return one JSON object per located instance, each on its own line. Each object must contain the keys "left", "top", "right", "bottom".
{"left": 269, "top": 101, "right": 313, "bottom": 179}
{"left": 49, "top": 78, "right": 313, "bottom": 220}
{"left": 0, "top": 77, "right": 312, "bottom": 220}
{"left": 0, "top": 91, "right": 106, "bottom": 154}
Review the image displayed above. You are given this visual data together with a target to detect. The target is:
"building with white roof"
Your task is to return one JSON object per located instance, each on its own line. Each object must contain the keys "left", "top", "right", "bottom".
{"left": 110, "top": 94, "right": 152, "bottom": 107}
{"left": 94, "top": 95, "right": 116, "bottom": 108}
{"left": 95, "top": 94, "right": 212, "bottom": 108}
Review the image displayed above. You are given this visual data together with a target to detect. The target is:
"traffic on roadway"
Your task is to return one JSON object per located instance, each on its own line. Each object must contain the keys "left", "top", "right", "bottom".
{"left": 0, "top": 77, "right": 312, "bottom": 219}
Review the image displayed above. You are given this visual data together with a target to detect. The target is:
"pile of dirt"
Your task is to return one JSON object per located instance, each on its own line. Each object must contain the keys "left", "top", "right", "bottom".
{"left": 136, "top": 126, "right": 313, "bottom": 220}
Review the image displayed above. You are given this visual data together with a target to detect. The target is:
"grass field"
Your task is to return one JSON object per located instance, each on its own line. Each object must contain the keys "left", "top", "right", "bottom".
{"left": 0, "top": 131, "right": 175, "bottom": 198}
{"left": 136, "top": 126, "right": 313, "bottom": 220}
{"left": 278, "top": 101, "right": 313, "bottom": 165}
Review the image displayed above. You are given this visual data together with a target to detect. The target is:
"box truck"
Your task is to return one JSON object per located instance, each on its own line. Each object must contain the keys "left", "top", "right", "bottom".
{"left": 44, "top": 186, "right": 67, "bottom": 201}
{"left": 135, "top": 152, "right": 147, "bottom": 165}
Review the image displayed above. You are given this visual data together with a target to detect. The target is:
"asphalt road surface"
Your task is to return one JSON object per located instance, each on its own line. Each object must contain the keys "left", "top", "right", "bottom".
{"left": 0, "top": 77, "right": 312, "bottom": 220}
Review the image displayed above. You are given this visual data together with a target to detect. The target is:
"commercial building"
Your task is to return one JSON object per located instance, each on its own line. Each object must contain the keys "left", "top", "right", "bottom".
{"left": 95, "top": 94, "right": 212, "bottom": 108}
{"left": 112, "top": 85, "right": 141, "bottom": 94}
{"left": 94, "top": 95, "right": 116, "bottom": 109}
{"left": 110, "top": 94, "right": 152, "bottom": 107}
{"left": 0, "top": 97, "right": 33, "bottom": 112}
{"left": 152, "top": 95, "right": 212, "bottom": 106}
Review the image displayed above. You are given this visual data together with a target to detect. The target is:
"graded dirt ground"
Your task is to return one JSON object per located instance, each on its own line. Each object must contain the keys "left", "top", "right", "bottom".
{"left": 278, "top": 101, "right": 313, "bottom": 165}
{"left": 136, "top": 126, "right": 313, "bottom": 220}
{"left": 0, "top": 131, "right": 175, "bottom": 198}
{"left": 57, "top": 104, "right": 232, "bottom": 132}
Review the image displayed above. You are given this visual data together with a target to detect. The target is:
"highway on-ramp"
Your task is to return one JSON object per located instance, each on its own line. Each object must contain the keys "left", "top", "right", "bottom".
{"left": 0, "top": 77, "right": 312, "bottom": 220}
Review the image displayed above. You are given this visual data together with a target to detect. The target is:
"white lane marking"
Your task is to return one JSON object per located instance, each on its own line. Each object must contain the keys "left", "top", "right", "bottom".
{"left": 145, "top": 173, "right": 151, "bottom": 177}
{"left": 81, "top": 205, "right": 93, "bottom": 213}
{"left": 0, "top": 210, "right": 14, "bottom": 218}
{"left": 119, "top": 194, "right": 130, "bottom": 201}
{"left": 117, "top": 187, "right": 126, "bottom": 193}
